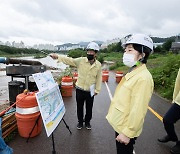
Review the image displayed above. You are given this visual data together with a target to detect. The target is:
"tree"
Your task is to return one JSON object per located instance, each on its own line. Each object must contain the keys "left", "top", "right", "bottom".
{"left": 100, "top": 48, "right": 108, "bottom": 53}
{"left": 116, "top": 41, "right": 123, "bottom": 52}
{"left": 154, "top": 46, "right": 163, "bottom": 53}
{"left": 162, "top": 39, "right": 175, "bottom": 51}
{"left": 100, "top": 41, "right": 123, "bottom": 53}
{"left": 68, "top": 49, "right": 86, "bottom": 58}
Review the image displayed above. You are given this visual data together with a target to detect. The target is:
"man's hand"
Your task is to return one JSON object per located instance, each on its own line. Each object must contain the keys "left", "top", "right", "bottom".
{"left": 49, "top": 53, "right": 58, "bottom": 59}
{"left": 94, "top": 92, "right": 98, "bottom": 96}
{"left": 116, "top": 133, "right": 130, "bottom": 145}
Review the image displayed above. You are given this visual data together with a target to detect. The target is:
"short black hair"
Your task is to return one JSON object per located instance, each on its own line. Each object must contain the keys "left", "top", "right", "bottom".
{"left": 132, "top": 44, "right": 151, "bottom": 64}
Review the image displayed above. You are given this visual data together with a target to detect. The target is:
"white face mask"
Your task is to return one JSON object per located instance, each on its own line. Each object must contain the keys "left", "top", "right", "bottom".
{"left": 123, "top": 53, "right": 137, "bottom": 67}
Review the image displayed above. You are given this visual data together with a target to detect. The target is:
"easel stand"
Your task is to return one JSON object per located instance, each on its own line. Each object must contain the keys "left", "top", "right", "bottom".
{"left": 26, "top": 114, "right": 41, "bottom": 143}
{"left": 52, "top": 132, "right": 56, "bottom": 154}
{"left": 62, "top": 118, "right": 72, "bottom": 134}
{"left": 51, "top": 118, "right": 72, "bottom": 154}
{"left": 26, "top": 116, "right": 72, "bottom": 154}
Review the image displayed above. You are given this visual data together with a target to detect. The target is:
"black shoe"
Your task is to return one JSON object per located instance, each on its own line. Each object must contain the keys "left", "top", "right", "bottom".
{"left": 77, "top": 123, "right": 83, "bottom": 130}
{"left": 158, "top": 135, "right": 177, "bottom": 143}
{"left": 85, "top": 123, "right": 91, "bottom": 130}
{"left": 171, "top": 144, "right": 180, "bottom": 154}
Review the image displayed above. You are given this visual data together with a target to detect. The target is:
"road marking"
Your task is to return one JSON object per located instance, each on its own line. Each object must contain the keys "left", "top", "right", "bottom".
{"left": 104, "top": 82, "right": 163, "bottom": 122}
{"left": 148, "top": 106, "right": 163, "bottom": 122}
{"left": 104, "top": 82, "right": 112, "bottom": 100}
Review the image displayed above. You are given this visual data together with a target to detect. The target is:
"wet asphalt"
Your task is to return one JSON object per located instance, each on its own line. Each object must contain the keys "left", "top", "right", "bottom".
{"left": 3, "top": 71, "right": 180, "bottom": 154}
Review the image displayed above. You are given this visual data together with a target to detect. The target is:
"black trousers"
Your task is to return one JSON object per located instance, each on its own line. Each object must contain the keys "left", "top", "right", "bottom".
{"left": 115, "top": 132, "right": 136, "bottom": 154}
{"left": 163, "top": 103, "right": 180, "bottom": 142}
{"left": 76, "top": 88, "right": 94, "bottom": 124}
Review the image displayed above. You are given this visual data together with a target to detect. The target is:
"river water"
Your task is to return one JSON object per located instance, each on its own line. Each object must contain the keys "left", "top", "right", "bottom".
{"left": 0, "top": 56, "right": 68, "bottom": 106}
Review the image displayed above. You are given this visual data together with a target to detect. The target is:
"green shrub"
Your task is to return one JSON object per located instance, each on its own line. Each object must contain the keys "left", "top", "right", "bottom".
{"left": 56, "top": 67, "right": 73, "bottom": 85}
{"left": 68, "top": 49, "right": 86, "bottom": 58}
{"left": 149, "top": 54, "right": 180, "bottom": 99}
{"left": 149, "top": 53, "right": 161, "bottom": 59}
{"left": 103, "top": 52, "right": 123, "bottom": 61}
{"left": 97, "top": 54, "right": 104, "bottom": 64}
{"left": 100, "top": 42, "right": 123, "bottom": 53}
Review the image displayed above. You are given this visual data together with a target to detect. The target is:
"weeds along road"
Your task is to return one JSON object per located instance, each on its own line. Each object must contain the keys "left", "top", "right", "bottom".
{"left": 2, "top": 71, "right": 180, "bottom": 154}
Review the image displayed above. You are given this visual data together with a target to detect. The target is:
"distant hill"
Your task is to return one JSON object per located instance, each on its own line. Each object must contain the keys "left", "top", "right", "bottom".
{"left": 151, "top": 36, "right": 176, "bottom": 43}
{"left": 92, "top": 40, "right": 104, "bottom": 46}
{"left": 56, "top": 43, "right": 79, "bottom": 48}
{"left": 56, "top": 40, "right": 104, "bottom": 49}
{"left": 78, "top": 41, "right": 104, "bottom": 47}
{"left": 56, "top": 36, "right": 177, "bottom": 48}
{"left": 78, "top": 42, "right": 89, "bottom": 48}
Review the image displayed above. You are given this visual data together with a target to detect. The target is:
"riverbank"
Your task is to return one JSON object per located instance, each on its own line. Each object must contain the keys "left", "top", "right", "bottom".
{"left": 0, "top": 71, "right": 10, "bottom": 112}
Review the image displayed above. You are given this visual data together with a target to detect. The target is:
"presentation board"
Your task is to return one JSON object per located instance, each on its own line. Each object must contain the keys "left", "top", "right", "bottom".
{"left": 33, "top": 71, "right": 65, "bottom": 137}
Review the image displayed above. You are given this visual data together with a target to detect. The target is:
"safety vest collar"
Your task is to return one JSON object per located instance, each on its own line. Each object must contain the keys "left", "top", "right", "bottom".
{"left": 125, "top": 64, "right": 147, "bottom": 81}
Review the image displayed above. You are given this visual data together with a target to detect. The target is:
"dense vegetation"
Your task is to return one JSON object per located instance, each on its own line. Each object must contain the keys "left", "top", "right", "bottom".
{"left": 149, "top": 54, "right": 180, "bottom": 99}
{"left": 67, "top": 48, "right": 86, "bottom": 58}
{"left": 0, "top": 45, "right": 53, "bottom": 58}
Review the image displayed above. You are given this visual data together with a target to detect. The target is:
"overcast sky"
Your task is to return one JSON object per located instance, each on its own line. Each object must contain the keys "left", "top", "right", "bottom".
{"left": 0, "top": 0, "right": 180, "bottom": 46}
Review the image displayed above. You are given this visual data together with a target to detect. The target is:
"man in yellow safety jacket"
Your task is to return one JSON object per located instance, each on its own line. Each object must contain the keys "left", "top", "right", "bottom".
{"left": 50, "top": 42, "right": 102, "bottom": 130}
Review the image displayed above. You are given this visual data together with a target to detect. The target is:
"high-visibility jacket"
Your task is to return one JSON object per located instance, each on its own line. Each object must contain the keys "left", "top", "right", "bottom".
{"left": 58, "top": 55, "right": 102, "bottom": 93}
{"left": 173, "top": 68, "right": 180, "bottom": 106}
{"left": 106, "top": 64, "right": 154, "bottom": 138}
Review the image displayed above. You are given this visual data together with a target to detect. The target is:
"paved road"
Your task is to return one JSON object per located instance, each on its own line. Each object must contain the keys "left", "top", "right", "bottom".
{"left": 5, "top": 71, "right": 180, "bottom": 154}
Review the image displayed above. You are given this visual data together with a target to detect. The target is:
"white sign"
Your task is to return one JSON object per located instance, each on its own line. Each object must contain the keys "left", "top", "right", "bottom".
{"left": 33, "top": 71, "right": 65, "bottom": 137}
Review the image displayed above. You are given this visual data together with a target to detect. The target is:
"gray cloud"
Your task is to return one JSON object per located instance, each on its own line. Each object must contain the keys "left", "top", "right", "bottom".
{"left": 0, "top": 0, "right": 179, "bottom": 45}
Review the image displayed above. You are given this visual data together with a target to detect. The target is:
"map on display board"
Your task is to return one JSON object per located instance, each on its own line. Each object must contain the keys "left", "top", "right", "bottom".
{"left": 33, "top": 71, "right": 65, "bottom": 137}
{"left": 32, "top": 71, "right": 55, "bottom": 91}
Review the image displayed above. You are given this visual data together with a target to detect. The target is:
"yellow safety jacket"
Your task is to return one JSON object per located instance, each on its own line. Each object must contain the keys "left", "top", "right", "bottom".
{"left": 173, "top": 68, "right": 180, "bottom": 106}
{"left": 106, "top": 64, "right": 154, "bottom": 138}
{"left": 58, "top": 55, "right": 102, "bottom": 93}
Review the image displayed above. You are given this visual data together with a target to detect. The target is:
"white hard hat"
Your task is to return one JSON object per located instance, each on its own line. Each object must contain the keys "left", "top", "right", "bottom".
{"left": 122, "top": 34, "right": 154, "bottom": 51}
{"left": 86, "top": 42, "right": 99, "bottom": 52}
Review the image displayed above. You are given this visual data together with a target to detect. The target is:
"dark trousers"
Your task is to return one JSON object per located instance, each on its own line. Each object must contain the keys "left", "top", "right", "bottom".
{"left": 76, "top": 88, "right": 94, "bottom": 124}
{"left": 115, "top": 132, "right": 136, "bottom": 154}
{"left": 163, "top": 103, "right": 180, "bottom": 143}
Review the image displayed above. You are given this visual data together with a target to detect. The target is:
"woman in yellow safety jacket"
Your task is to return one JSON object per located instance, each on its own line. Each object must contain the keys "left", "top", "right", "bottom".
{"left": 106, "top": 34, "right": 154, "bottom": 154}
